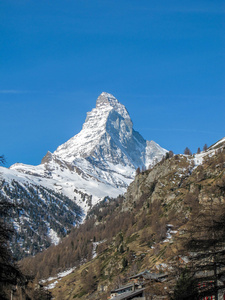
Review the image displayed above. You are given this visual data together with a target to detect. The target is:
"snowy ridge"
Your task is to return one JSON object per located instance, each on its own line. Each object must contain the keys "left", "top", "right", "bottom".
{"left": 8, "top": 92, "right": 167, "bottom": 214}
{"left": 0, "top": 92, "right": 168, "bottom": 257}
{"left": 54, "top": 92, "right": 133, "bottom": 163}
{"left": 53, "top": 92, "right": 167, "bottom": 170}
{"left": 194, "top": 137, "right": 225, "bottom": 166}
{"left": 8, "top": 157, "right": 129, "bottom": 214}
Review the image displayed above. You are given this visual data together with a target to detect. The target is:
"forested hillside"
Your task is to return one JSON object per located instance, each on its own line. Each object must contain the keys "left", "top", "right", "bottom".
{"left": 0, "top": 181, "right": 82, "bottom": 260}
{"left": 19, "top": 139, "right": 225, "bottom": 299}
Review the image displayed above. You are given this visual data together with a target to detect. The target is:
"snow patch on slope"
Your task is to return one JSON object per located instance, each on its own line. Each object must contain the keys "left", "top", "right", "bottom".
{"left": 48, "top": 228, "right": 60, "bottom": 245}
{"left": 41, "top": 267, "right": 76, "bottom": 290}
{"left": 193, "top": 137, "right": 225, "bottom": 167}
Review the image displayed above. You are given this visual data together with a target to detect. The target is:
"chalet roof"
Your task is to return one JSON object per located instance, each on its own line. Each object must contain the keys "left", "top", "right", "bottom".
{"left": 129, "top": 270, "right": 149, "bottom": 279}
{"left": 111, "top": 287, "right": 145, "bottom": 300}
{"left": 111, "top": 283, "right": 135, "bottom": 293}
{"left": 143, "top": 273, "right": 167, "bottom": 280}
{"left": 129, "top": 270, "right": 167, "bottom": 281}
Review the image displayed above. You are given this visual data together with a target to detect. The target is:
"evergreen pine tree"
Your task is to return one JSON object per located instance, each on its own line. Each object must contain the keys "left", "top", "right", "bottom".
{"left": 171, "top": 268, "right": 199, "bottom": 300}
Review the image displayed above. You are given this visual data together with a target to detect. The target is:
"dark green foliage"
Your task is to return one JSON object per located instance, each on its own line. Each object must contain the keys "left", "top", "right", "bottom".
{"left": 0, "top": 198, "right": 24, "bottom": 299}
{"left": 171, "top": 269, "right": 198, "bottom": 300}
{"left": 122, "top": 257, "right": 128, "bottom": 269}
{"left": 0, "top": 155, "right": 6, "bottom": 165}
{"left": 149, "top": 181, "right": 157, "bottom": 194}
{"left": 175, "top": 204, "right": 225, "bottom": 300}
{"left": 119, "top": 244, "right": 124, "bottom": 254}
{"left": 184, "top": 147, "right": 192, "bottom": 155}
{"left": 203, "top": 144, "right": 208, "bottom": 151}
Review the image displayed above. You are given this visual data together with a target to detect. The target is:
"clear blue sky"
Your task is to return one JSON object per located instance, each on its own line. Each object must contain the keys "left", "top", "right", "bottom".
{"left": 1, "top": 0, "right": 224, "bottom": 167}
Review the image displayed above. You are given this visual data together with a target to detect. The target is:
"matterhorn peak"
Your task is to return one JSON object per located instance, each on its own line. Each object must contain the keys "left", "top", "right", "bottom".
{"left": 95, "top": 92, "right": 130, "bottom": 120}
{"left": 96, "top": 92, "right": 118, "bottom": 107}
{"left": 6, "top": 91, "right": 167, "bottom": 220}
{"left": 53, "top": 92, "right": 167, "bottom": 170}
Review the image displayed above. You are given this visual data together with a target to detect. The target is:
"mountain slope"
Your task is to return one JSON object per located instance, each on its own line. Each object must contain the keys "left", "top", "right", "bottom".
{"left": 9, "top": 92, "right": 167, "bottom": 212}
{"left": 0, "top": 92, "right": 167, "bottom": 258}
{"left": 20, "top": 137, "right": 225, "bottom": 299}
{"left": 54, "top": 92, "right": 165, "bottom": 169}
{"left": 0, "top": 171, "right": 83, "bottom": 260}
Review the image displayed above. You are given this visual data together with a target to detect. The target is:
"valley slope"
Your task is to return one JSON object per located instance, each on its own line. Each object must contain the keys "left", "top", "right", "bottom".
{"left": 20, "top": 137, "right": 225, "bottom": 299}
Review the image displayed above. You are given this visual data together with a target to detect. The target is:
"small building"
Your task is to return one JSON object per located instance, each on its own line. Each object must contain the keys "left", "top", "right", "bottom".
{"left": 109, "top": 270, "right": 168, "bottom": 299}
{"left": 129, "top": 270, "right": 168, "bottom": 283}
{"left": 110, "top": 286, "right": 146, "bottom": 299}
{"left": 110, "top": 283, "right": 140, "bottom": 299}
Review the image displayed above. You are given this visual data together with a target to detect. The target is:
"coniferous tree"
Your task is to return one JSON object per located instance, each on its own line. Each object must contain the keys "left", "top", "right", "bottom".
{"left": 203, "top": 144, "right": 208, "bottom": 151}
{"left": 0, "top": 156, "right": 25, "bottom": 299}
{"left": 169, "top": 150, "right": 174, "bottom": 158}
{"left": 173, "top": 204, "right": 225, "bottom": 300}
{"left": 0, "top": 155, "right": 5, "bottom": 165}
{"left": 165, "top": 152, "right": 170, "bottom": 160}
{"left": 0, "top": 198, "right": 25, "bottom": 298}
{"left": 136, "top": 167, "right": 140, "bottom": 175}
{"left": 184, "top": 147, "right": 192, "bottom": 155}
{"left": 170, "top": 268, "right": 199, "bottom": 300}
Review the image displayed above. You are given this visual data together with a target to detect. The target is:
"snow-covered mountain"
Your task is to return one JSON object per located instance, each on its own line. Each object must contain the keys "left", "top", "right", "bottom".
{"left": 54, "top": 92, "right": 164, "bottom": 168}
{"left": 0, "top": 92, "right": 167, "bottom": 258}
{"left": 8, "top": 92, "right": 167, "bottom": 212}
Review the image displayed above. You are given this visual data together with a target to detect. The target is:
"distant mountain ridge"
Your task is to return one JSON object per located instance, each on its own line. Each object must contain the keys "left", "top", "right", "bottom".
{"left": 0, "top": 92, "right": 167, "bottom": 258}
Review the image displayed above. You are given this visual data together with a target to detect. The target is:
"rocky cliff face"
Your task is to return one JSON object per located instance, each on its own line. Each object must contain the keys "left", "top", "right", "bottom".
{"left": 124, "top": 137, "right": 225, "bottom": 220}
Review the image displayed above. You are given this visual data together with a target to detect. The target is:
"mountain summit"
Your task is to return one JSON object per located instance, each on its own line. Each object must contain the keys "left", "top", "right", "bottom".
{"left": 0, "top": 92, "right": 167, "bottom": 257}
{"left": 54, "top": 92, "right": 167, "bottom": 170}
{"left": 4, "top": 92, "right": 167, "bottom": 213}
